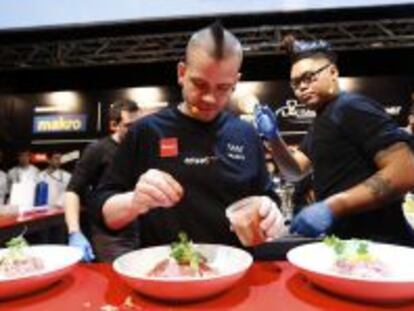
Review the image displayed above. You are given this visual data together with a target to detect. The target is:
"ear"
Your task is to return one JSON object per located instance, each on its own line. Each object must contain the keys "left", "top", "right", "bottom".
{"left": 109, "top": 120, "right": 117, "bottom": 132}
{"left": 330, "top": 65, "right": 339, "bottom": 80}
{"left": 177, "top": 61, "right": 186, "bottom": 86}
{"left": 236, "top": 72, "right": 242, "bottom": 83}
{"left": 231, "top": 73, "right": 242, "bottom": 92}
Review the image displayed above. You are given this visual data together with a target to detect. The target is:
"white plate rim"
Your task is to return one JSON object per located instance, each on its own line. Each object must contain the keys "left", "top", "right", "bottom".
{"left": 113, "top": 243, "right": 253, "bottom": 282}
{"left": 287, "top": 241, "right": 414, "bottom": 284}
{"left": 0, "top": 244, "right": 82, "bottom": 282}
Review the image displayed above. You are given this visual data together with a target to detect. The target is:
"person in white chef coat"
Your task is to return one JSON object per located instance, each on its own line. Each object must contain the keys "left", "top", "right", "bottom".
{"left": 7, "top": 149, "right": 39, "bottom": 209}
{"left": 8, "top": 149, "right": 39, "bottom": 185}
{"left": 39, "top": 151, "right": 71, "bottom": 207}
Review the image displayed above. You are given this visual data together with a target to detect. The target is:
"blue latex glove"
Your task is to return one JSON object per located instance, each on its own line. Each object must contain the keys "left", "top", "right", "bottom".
{"left": 69, "top": 232, "right": 95, "bottom": 262}
{"left": 254, "top": 105, "right": 280, "bottom": 140}
{"left": 290, "top": 201, "right": 334, "bottom": 237}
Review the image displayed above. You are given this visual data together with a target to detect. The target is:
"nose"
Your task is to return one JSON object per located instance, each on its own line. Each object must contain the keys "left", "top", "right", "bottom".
{"left": 298, "top": 79, "right": 310, "bottom": 91}
{"left": 201, "top": 92, "right": 216, "bottom": 105}
{"left": 295, "top": 82, "right": 310, "bottom": 97}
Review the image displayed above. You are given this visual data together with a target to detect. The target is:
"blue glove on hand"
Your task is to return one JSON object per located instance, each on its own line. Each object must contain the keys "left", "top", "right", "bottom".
{"left": 290, "top": 201, "right": 334, "bottom": 237}
{"left": 69, "top": 232, "right": 95, "bottom": 262}
{"left": 254, "top": 105, "right": 280, "bottom": 140}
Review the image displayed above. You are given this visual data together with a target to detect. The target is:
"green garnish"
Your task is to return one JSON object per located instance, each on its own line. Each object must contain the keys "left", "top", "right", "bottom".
{"left": 356, "top": 242, "right": 368, "bottom": 256}
{"left": 1, "top": 234, "right": 29, "bottom": 263}
{"left": 170, "top": 232, "right": 203, "bottom": 272}
{"left": 323, "top": 235, "right": 373, "bottom": 262}
{"left": 324, "top": 235, "right": 345, "bottom": 255}
{"left": 6, "top": 235, "right": 28, "bottom": 250}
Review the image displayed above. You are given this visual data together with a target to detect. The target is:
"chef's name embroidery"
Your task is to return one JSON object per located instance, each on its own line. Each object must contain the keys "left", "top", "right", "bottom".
{"left": 226, "top": 143, "right": 245, "bottom": 161}
{"left": 183, "top": 156, "right": 217, "bottom": 166}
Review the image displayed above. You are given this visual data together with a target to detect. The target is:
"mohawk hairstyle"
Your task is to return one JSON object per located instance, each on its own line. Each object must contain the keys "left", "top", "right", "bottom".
{"left": 280, "top": 35, "right": 337, "bottom": 64}
{"left": 209, "top": 20, "right": 225, "bottom": 59}
{"left": 185, "top": 21, "right": 242, "bottom": 64}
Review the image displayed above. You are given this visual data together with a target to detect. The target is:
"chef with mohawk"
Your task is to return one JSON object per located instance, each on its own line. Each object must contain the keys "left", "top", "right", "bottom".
{"left": 91, "top": 22, "right": 286, "bottom": 251}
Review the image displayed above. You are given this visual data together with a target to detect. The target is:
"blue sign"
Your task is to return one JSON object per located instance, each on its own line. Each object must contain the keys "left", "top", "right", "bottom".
{"left": 33, "top": 114, "right": 87, "bottom": 133}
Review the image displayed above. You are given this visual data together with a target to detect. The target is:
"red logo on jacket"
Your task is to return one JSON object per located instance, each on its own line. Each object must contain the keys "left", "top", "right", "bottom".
{"left": 160, "top": 138, "right": 179, "bottom": 157}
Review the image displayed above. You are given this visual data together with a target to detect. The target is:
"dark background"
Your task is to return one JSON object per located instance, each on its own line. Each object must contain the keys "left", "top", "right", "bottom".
{"left": 0, "top": 4, "right": 413, "bottom": 169}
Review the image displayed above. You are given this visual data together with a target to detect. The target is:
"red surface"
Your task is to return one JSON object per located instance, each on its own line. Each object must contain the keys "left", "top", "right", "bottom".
{"left": 1, "top": 262, "right": 414, "bottom": 311}
{"left": 0, "top": 208, "right": 64, "bottom": 229}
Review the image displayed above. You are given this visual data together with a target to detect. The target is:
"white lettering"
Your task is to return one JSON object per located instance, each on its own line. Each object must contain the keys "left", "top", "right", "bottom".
{"left": 385, "top": 106, "right": 402, "bottom": 116}
{"left": 36, "top": 116, "right": 85, "bottom": 132}
{"left": 277, "top": 99, "right": 316, "bottom": 120}
{"left": 227, "top": 143, "right": 244, "bottom": 153}
{"left": 183, "top": 156, "right": 217, "bottom": 166}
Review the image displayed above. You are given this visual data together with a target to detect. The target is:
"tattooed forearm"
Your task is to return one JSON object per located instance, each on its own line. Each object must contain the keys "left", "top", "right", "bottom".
{"left": 363, "top": 174, "right": 396, "bottom": 200}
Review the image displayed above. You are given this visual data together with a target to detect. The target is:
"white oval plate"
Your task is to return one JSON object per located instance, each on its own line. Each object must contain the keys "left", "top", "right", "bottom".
{"left": 113, "top": 244, "right": 253, "bottom": 301}
{"left": 0, "top": 245, "right": 82, "bottom": 299}
{"left": 287, "top": 241, "right": 414, "bottom": 303}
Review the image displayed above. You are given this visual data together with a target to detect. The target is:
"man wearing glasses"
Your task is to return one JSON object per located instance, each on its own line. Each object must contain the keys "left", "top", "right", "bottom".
{"left": 255, "top": 36, "right": 414, "bottom": 245}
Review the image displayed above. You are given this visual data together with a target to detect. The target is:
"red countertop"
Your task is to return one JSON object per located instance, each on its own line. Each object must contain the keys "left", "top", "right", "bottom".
{"left": 0, "top": 208, "right": 64, "bottom": 229}
{"left": 1, "top": 262, "right": 414, "bottom": 311}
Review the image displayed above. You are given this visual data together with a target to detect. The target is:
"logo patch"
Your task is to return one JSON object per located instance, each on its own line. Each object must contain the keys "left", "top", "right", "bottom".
{"left": 160, "top": 138, "right": 179, "bottom": 157}
{"left": 226, "top": 143, "right": 246, "bottom": 161}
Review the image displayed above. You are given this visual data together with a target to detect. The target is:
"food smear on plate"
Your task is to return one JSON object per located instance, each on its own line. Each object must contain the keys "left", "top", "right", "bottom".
{"left": 148, "top": 232, "right": 218, "bottom": 278}
{"left": 403, "top": 194, "right": 414, "bottom": 213}
{"left": 324, "top": 235, "right": 389, "bottom": 278}
{"left": 0, "top": 235, "right": 44, "bottom": 278}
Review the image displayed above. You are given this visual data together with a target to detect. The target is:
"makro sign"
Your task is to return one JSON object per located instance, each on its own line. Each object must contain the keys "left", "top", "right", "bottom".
{"left": 33, "top": 114, "right": 87, "bottom": 133}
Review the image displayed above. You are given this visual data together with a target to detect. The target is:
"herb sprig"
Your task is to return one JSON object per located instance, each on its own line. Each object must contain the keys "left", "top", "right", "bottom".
{"left": 170, "top": 232, "right": 203, "bottom": 272}
{"left": 2, "top": 233, "right": 29, "bottom": 262}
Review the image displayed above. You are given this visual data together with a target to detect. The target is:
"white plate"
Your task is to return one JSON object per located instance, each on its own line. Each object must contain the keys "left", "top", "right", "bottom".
{"left": 0, "top": 245, "right": 82, "bottom": 299}
{"left": 287, "top": 241, "right": 414, "bottom": 303}
{"left": 113, "top": 244, "right": 253, "bottom": 301}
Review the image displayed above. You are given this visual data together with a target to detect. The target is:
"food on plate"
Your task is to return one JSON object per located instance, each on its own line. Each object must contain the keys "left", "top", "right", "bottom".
{"left": 0, "top": 235, "right": 44, "bottom": 278}
{"left": 147, "top": 232, "right": 217, "bottom": 278}
{"left": 403, "top": 194, "right": 414, "bottom": 213}
{"left": 403, "top": 194, "right": 414, "bottom": 229}
{"left": 323, "top": 236, "right": 388, "bottom": 278}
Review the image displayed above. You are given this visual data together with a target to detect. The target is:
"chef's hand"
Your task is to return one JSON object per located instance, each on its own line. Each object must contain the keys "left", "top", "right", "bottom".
{"left": 68, "top": 231, "right": 95, "bottom": 262}
{"left": 290, "top": 201, "right": 334, "bottom": 237}
{"left": 227, "top": 196, "right": 286, "bottom": 246}
{"left": 132, "top": 168, "right": 184, "bottom": 215}
{"left": 254, "top": 105, "right": 280, "bottom": 140}
{"left": 258, "top": 196, "right": 287, "bottom": 241}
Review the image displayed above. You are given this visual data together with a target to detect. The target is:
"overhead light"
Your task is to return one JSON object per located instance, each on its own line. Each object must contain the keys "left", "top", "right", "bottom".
{"left": 231, "top": 82, "right": 264, "bottom": 114}
{"left": 125, "top": 87, "right": 167, "bottom": 109}
{"left": 233, "top": 82, "right": 264, "bottom": 98}
{"left": 36, "top": 91, "right": 81, "bottom": 113}
{"left": 339, "top": 78, "right": 360, "bottom": 92}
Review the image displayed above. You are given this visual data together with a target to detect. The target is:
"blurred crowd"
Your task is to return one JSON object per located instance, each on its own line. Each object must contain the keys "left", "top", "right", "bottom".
{"left": 0, "top": 149, "right": 71, "bottom": 207}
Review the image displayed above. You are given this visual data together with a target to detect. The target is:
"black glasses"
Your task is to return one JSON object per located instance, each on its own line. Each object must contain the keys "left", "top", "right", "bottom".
{"left": 290, "top": 63, "right": 331, "bottom": 90}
